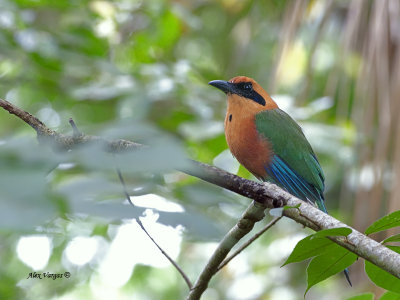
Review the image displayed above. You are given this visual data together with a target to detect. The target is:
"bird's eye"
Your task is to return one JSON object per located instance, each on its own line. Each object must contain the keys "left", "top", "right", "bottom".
{"left": 243, "top": 83, "right": 252, "bottom": 91}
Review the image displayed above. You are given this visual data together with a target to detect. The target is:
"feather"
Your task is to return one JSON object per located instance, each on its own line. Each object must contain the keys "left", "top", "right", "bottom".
{"left": 255, "top": 109, "right": 326, "bottom": 212}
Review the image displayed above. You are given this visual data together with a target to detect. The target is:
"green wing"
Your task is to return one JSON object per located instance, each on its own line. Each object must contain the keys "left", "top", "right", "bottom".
{"left": 255, "top": 109, "right": 326, "bottom": 210}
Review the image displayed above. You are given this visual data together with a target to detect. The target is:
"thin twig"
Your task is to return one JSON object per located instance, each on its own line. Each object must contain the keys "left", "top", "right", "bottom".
{"left": 69, "top": 118, "right": 82, "bottom": 137}
{"left": 113, "top": 156, "right": 193, "bottom": 289}
{"left": 66, "top": 115, "right": 193, "bottom": 289}
{"left": 113, "top": 156, "right": 134, "bottom": 206}
{"left": 136, "top": 218, "right": 193, "bottom": 289}
{"left": 217, "top": 216, "right": 282, "bottom": 272}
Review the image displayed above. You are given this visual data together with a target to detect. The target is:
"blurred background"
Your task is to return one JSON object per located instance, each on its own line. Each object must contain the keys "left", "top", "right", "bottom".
{"left": 0, "top": 0, "right": 399, "bottom": 299}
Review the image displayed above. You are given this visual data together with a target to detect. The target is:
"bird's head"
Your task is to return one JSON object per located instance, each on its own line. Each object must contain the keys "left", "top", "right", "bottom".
{"left": 208, "top": 76, "right": 278, "bottom": 110}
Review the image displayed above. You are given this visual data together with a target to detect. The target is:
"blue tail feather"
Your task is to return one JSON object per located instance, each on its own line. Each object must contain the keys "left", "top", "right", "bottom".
{"left": 265, "top": 155, "right": 352, "bottom": 286}
{"left": 344, "top": 268, "right": 352, "bottom": 286}
{"left": 265, "top": 156, "right": 323, "bottom": 206}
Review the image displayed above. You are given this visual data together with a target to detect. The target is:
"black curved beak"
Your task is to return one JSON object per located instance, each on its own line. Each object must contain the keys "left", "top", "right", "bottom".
{"left": 208, "top": 80, "right": 234, "bottom": 94}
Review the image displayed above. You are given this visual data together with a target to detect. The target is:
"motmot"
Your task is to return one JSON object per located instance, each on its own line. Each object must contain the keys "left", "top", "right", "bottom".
{"left": 209, "top": 76, "right": 351, "bottom": 285}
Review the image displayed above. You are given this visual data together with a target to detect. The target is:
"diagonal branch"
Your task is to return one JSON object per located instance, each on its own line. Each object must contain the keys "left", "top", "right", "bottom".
{"left": 186, "top": 201, "right": 267, "bottom": 300}
{"left": 0, "top": 99, "right": 143, "bottom": 152}
{"left": 0, "top": 97, "right": 49, "bottom": 132}
{"left": 136, "top": 218, "right": 193, "bottom": 289}
{"left": 1, "top": 98, "right": 400, "bottom": 285}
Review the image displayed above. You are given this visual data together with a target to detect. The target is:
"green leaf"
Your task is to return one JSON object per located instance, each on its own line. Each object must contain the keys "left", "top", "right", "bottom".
{"left": 312, "top": 227, "right": 352, "bottom": 238}
{"left": 282, "top": 236, "right": 333, "bottom": 266}
{"left": 365, "top": 210, "right": 400, "bottom": 235}
{"left": 282, "top": 227, "right": 352, "bottom": 266}
{"left": 306, "top": 244, "right": 357, "bottom": 295}
{"left": 0, "top": 138, "right": 61, "bottom": 230}
{"left": 283, "top": 203, "right": 301, "bottom": 210}
{"left": 346, "top": 293, "right": 374, "bottom": 300}
{"left": 365, "top": 246, "right": 400, "bottom": 294}
{"left": 380, "top": 291, "right": 400, "bottom": 300}
{"left": 383, "top": 233, "right": 400, "bottom": 244}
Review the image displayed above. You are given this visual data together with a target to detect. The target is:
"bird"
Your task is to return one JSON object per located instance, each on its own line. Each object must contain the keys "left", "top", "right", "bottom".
{"left": 209, "top": 75, "right": 351, "bottom": 285}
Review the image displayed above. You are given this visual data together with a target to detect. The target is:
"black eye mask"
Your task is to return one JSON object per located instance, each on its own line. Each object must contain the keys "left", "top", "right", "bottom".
{"left": 232, "top": 82, "right": 266, "bottom": 106}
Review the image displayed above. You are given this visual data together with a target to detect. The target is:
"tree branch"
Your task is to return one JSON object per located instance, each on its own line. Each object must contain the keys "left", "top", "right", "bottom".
{"left": 0, "top": 99, "right": 143, "bottom": 152}
{"left": 186, "top": 201, "right": 267, "bottom": 300}
{"left": 1, "top": 98, "right": 400, "bottom": 290}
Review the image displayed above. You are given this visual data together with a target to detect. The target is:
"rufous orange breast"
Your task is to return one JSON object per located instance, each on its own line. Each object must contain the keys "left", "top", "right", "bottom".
{"left": 224, "top": 93, "right": 273, "bottom": 179}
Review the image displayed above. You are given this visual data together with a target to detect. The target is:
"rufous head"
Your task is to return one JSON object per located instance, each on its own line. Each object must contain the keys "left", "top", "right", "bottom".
{"left": 209, "top": 76, "right": 278, "bottom": 110}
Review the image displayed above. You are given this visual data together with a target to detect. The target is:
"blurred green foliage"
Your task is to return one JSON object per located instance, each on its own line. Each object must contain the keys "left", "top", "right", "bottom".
{"left": 0, "top": 0, "right": 395, "bottom": 299}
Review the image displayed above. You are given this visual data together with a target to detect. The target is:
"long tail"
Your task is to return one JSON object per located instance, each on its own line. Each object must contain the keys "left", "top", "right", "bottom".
{"left": 317, "top": 193, "right": 352, "bottom": 286}
{"left": 344, "top": 268, "right": 352, "bottom": 286}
